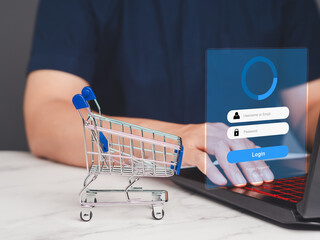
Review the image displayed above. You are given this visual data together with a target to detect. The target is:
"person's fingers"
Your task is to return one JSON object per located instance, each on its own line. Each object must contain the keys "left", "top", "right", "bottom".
{"left": 227, "top": 138, "right": 263, "bottom": 185}
{"left": 213, "top": 142, "right": 247, "bottom": 187}
{"left": 194, "top": 150, "right": 227, "bottom": 185}
{"left": 238, "top": 161, "right": 263, "bottom": 186}
{"left": 205, "top": 154, "right": 228, "bottom": 186}
{"left": 205, "top": 122, "right": 274, "bottom": 186}
{"left": 227, "top": 138, "right": 256, "bottom": 152}
{"left": 229, "top": 139, "right": 275, "bottom": 185}
{"left": 253, "top": 160, "right": 274, "bottom": 182}
{"left": 252, "top": 146, "right": 274, "bottom": 182}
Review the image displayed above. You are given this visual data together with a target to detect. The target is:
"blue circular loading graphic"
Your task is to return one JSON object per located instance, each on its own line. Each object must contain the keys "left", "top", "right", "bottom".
{"left": 241, "top": 56, "right": 278, "bottom": 101}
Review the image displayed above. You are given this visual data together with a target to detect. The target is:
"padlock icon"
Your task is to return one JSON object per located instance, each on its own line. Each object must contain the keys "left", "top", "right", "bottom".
{"left": 234, "top": 128, "right": 239, "bottom": 137}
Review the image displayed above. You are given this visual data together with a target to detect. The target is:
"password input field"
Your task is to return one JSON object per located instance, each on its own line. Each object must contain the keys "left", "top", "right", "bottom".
{"left": 227, "top": 122, "right": 289, "bottom": 139}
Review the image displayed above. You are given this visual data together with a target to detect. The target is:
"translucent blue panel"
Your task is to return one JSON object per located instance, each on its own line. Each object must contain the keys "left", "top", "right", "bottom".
{"left": 206, "top": 49, "right": 307, "bottom": 188}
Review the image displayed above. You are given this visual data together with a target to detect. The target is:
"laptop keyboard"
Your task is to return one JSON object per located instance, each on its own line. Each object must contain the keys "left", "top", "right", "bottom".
{"left": 243, "top": 175, "right": 307, "bottom": 203}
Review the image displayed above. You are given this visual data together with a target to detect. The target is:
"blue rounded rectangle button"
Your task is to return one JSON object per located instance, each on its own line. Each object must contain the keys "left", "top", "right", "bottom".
{"left": 227, "top": 145, "right": 289, "bottom": 163}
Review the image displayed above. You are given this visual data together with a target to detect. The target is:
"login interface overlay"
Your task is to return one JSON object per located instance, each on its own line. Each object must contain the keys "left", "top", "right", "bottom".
{"left": 206, "top": 49, "right": 307, "bottom": 188}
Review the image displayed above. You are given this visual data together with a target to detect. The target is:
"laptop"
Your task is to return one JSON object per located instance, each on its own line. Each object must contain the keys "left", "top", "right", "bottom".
{"left": 171, "top": 117, "right": 320, "bottom": 227}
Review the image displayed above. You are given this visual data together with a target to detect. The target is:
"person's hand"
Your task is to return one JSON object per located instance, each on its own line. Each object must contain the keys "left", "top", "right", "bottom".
{"left": 174, "top": 122, "right": 274, "bottom": 187}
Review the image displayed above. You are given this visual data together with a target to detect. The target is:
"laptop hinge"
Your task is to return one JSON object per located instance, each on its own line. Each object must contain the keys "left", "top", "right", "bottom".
{"left": 297, "top": 115, "right": 320, "bottom": 218}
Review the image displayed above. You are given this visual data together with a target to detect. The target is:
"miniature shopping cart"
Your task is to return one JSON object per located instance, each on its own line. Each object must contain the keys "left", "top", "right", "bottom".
{"left": 72, "top": 87, "right": 183, "bottom": 221}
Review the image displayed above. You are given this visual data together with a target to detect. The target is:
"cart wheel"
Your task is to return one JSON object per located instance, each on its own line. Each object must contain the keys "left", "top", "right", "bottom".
{"left": 80, "top": 210, "right": 93, "bottom": 222}
{"left": 84, "top": 198, "right": 97, "bottom": 203}
{"left": 152, "top": 209, "right": 164, "bottom": 220}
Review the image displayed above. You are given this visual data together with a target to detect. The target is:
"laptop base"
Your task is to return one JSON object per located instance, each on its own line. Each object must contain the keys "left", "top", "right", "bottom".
{"left": 171, "top": 167, "right": 320, "bottom": 228}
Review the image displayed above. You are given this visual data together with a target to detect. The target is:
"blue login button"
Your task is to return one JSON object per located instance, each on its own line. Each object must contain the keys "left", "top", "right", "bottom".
{"left": 227, "top": 145, "right": 289, "bottom": 163}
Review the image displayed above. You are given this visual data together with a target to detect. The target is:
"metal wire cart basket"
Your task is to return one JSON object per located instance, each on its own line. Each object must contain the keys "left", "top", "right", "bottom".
{"left": 72, "top": 87, "right": 184, "bottom": 221}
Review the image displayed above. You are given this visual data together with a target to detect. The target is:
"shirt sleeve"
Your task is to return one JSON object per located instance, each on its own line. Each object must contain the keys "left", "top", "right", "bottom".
{"left": 282, "top": 0, "right": 320, "bottom": 82}
{"left": 27, "top": 0, "right": 97, "bottom": 83}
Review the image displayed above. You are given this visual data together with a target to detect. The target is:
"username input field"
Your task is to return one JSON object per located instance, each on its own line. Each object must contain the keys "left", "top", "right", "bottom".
{"left": 227, "top": 106, "right": 289, "bottom": 123}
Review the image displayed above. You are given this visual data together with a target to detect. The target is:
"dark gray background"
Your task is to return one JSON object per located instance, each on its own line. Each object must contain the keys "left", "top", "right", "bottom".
{"left": 0, "top": 0, "right": 319, "bottom": 151}
{"left": 0, "top": 0, "right": 39, "bottom": 151}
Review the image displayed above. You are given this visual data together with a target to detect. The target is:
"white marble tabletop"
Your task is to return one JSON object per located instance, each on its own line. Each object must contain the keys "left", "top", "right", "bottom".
{"left": 0, "top": 151, "right": 319, "bottom": 240}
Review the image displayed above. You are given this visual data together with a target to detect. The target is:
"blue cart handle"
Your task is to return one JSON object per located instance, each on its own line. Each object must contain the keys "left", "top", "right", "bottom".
{"left": 81, "top": 86, "right": 97, "bottom": 101}
{"left": 81, "top": 86, "right": 102, "bottom": 115}
{"left": 175, "top": 146, "right": 184, "bottom": 175}
{"left": 72, "top": 94, "right": 89, "bottom": 110}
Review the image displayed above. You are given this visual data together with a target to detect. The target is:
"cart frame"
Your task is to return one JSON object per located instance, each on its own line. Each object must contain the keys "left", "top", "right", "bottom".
{"left": 72, "top": 87, "right": 183, "bottom": 221}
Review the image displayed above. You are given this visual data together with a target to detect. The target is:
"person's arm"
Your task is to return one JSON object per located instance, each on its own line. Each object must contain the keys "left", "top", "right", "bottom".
{"left": 24, "top": 69, "right": 273, "bottom": 186}
{"left": 306, "top": 79, "right": 320, "bottom": 149}
{"left": 280, "top": 0, "right": 320, "bottom": 149}
{"left": 24, "top": 70, "right": 88, "bottom": 167}
{"left": 24, "top": 70, "right": 180, "bottom": 167}
{"left": 281, "top": 78, "right": 320, "bottom": 151}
